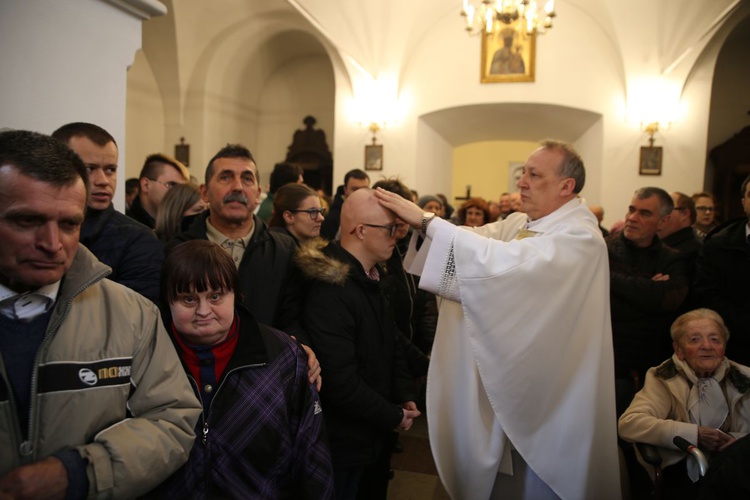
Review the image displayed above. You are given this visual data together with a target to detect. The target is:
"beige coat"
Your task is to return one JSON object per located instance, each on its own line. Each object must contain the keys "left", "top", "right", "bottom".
{"left": 619, "top": 355, "right": 750, "bottom": 471}
{"left": 0, "top": 246, "right": 201, "bottom": 498}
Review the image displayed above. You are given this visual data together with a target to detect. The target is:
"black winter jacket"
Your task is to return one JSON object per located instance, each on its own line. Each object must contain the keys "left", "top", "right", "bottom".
{"left": 80, "top": 204, "right": 163, "bottom": 303}
{"left": 694, "top": 219, "right": 750, "bottom": 364}
{"left": 606, "top": 232, "right": 688, "bottom": 378}
{"left": 296, "top": 240, "right": 416, "bottom": 466}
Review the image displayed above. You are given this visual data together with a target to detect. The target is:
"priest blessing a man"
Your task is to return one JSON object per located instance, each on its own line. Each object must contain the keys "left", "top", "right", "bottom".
{"left": 375, "top": 139, "right": 621, "bottom": 500}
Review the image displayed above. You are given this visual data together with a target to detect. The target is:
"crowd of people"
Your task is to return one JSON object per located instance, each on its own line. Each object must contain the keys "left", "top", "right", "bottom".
{"left": 1, "top": 124, "right": 748, "bottom": 499}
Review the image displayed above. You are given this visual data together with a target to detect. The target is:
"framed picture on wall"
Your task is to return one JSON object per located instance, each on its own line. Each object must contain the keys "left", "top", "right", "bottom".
{"left": 175, "top": 137, "right": 190, "bottom": 167}
{"left": 481, "top": 23, "right": 536, "bottom": 83}
{"left": 639, "top": 146, "right": 662, "bottom": 175}
{"left": 365, "top": 144, "right": 383, "bottom": 171}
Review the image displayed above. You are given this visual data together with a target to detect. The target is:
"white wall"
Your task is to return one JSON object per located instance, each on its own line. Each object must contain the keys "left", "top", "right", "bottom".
{"left": 126, "top": 49, "right": 166, "bottom": 178}
{"left": 0, "top": 0, "right": 164, "bottom": 211}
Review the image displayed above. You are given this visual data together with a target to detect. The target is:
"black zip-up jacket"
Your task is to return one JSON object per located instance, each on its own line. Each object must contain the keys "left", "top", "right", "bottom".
{"left": 296, "top": 240, "right": 416, "bottom": 466}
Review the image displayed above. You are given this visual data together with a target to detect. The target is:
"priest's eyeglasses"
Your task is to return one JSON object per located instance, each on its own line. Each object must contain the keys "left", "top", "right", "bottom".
{"left": 289, "top": 208, "right": 326, "bottom": 220}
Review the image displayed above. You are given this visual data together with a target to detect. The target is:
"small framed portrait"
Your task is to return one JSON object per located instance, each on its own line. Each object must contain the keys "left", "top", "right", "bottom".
{"left": 481, "top": 24, "right": 536, "bottom": 83}
{"left": 365, "top": 144, "right": 383, "bottom": 171}
{"left": 639, "top": 146, "right": 663, "bottom": 175}
{"left": 175, "top": 137, "right": 190, "bottom": 167}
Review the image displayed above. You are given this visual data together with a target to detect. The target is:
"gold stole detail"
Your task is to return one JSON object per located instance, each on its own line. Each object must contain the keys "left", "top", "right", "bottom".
{"left": 515, "top": 228, "right": 539, "bottom": 240}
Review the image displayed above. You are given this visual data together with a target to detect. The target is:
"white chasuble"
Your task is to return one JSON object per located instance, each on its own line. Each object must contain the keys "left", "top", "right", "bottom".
{"left": 409, "top": 199, "right": 621, "bottom": 500}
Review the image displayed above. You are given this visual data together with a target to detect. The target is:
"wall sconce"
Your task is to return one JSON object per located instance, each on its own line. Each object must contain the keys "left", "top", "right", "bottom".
{"left": 639, "top": 123, "right": 664, "bottom": 176}
{"left": 347, "top": 75, "right": 404, "bottom": 171}
{"left": 640, "top": 120, "right": 672, "bottom": 147}
{"left": 628, "top": 77, "right": 681, "bottom": 132}
{"left": 349, "top": 75, "right": 403, "bottom": 135}
{"left": 628, "top": 77, "right": 682, "bottom": 176}
{"left": 364, "top": 123, "right": 383, "bottom": 171}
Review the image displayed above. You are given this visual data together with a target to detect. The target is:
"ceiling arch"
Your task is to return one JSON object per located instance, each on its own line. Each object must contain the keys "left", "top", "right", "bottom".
{"left": 421, "top": 102, "right": 602, "bottom": 147}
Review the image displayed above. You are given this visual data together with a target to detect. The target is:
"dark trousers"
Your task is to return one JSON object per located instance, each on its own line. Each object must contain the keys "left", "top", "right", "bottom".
{"left": 334, "top": 463, "right": 365, "bottom": 500}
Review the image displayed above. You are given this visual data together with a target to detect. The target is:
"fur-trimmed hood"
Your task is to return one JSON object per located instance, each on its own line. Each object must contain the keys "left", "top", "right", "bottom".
{"left": 294, "top": 238, "right": 352, "bottom": 286}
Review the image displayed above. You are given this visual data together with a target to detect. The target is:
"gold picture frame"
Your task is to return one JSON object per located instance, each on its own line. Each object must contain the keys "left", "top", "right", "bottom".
{"left": 481, "top": 23, "right": 536, "bottom": 83}
{"left": 365, "top": 144, "right": 383, "bottom": 171}
{"left": 639, "top": 146, "right": 662, "bottom": 176}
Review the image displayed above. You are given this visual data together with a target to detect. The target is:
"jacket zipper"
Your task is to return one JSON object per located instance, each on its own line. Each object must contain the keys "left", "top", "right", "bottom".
{"left": 192, "top": 363, "right": 266, "bottom": 446}
{"left": 22, "top": 269, "right": 109, "bottom": 459}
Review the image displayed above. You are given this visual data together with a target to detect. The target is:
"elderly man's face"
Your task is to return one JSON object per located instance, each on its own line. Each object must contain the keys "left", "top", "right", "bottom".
{"left": 202, "top": 157, "right": 261, "bottom": 226}
{"left": 674, "top": 318, "right": 726, "bottom": 377}
{"left": 623, "top": 195, "right": 667, "bottom": 247}
{"left": 0, "top": 166, "right": 86, "bottom": 291}
{"left": 516, "top": 148, "right": 568, "bottom": 220}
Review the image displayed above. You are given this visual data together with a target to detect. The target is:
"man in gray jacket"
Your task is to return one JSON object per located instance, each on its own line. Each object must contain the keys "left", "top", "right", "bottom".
{"left": 0, "top": 130, "right": 201, "bottom": 498}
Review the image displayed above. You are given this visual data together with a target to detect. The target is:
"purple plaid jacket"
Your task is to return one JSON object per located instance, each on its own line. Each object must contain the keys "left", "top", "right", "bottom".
{"left": 149, "top": 307, "right": 334, "bottom": 499}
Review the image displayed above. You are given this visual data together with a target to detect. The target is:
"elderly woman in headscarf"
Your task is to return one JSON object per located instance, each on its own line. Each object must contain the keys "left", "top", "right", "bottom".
{"left": 618, "top": 308, "right": 750, "bottom": 494}
{"left": 417, "top": 195, "right": 443, "bottom": 219}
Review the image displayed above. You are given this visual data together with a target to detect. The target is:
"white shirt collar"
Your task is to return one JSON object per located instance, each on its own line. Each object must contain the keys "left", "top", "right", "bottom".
{"left": 0, "top": 280, "right": 61, "bottom": 321}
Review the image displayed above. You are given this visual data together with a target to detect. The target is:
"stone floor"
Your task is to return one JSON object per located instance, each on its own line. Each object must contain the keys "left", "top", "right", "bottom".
{"left": 387, "top": 416, "right": 451, "bottom": 500}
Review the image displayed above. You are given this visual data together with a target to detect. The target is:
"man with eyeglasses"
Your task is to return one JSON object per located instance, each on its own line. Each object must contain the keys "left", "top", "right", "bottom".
{"left": 51, "top": 123, "right": 164, "bottom": 303}
{"left": 695, "top": 176, "right": 750, "bottom": 365}
{"left": 298, "top": 188, "right": 420, "bottom": 499}
{"left": 657, "top": 192, "right": 702, "bottom": 282}
{"left": 127, "top": 153, "right": 189, "bottom": 229}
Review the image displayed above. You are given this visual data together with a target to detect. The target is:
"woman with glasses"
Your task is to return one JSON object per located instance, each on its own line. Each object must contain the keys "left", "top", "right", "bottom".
{"left": 691, "top": 192, "right": 719, "bottom": 241}
{"left": 270, "top": 183, "right": 326, "bottom": 243}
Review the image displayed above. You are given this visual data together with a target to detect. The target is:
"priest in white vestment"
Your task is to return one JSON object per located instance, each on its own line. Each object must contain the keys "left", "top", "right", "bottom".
{"left": 375, "top": 140, "right": 621, "bottom": 500}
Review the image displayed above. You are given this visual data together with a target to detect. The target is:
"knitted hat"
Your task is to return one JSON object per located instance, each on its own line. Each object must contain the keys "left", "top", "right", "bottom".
{"left": 418, "top": 195, "right": 442, "bottom": 209}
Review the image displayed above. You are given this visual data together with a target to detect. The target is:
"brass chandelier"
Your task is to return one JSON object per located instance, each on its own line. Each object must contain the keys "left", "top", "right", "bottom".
{"left": 461, "top": 0, "right": 556, "bottom": 36}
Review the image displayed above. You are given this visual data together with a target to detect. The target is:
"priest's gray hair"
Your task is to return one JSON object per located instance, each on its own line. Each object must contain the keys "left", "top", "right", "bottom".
{"left": 539, "top": 139, "right": 585, "bottom": 194}
{"left": 670, "top": 308, "right": 729, "bottom": 343}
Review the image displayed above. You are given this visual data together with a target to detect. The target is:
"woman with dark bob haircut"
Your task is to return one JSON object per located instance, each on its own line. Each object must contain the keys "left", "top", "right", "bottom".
{"left": 270, "top": 183, "right": 326, "bottom": 243}
{"left": 149, "top": 240, "right": 334, "bottom": 499}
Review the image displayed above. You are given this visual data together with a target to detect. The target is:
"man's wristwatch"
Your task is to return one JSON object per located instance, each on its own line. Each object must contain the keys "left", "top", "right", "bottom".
{"left": 421, "top": 212, "right": 435, "bottom": 233}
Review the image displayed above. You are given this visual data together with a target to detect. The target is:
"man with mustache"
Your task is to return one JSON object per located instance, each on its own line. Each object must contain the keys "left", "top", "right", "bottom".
{"left": 51, "top": 122, "right": 164, "bottom": 303}
{"left": 168, "top": 144, "right": 306, "bottom": 343}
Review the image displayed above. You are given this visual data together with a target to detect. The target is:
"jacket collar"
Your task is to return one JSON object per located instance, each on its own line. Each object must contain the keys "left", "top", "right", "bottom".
{"left": 183, "top": 210, "right": 270, "bottom": 247}
{"left": 51, "top": 246, "right": 111, "bottom": 324}
{"left": 168, "top": 304, "right": 270, "bottom": 377}
{"left": 80, "top": 204, "right": 115, "bottom": 244}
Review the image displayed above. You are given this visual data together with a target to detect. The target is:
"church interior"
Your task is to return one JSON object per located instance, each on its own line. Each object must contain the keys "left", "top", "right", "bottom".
{"left": 3, "top": 1, "right": 750, "bottom": 498}
{"left": 3, "top": 0, "right": 750, "bottom": 229}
